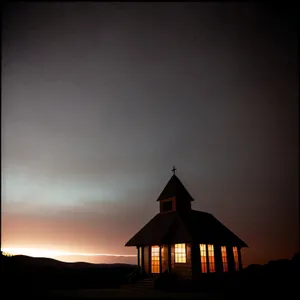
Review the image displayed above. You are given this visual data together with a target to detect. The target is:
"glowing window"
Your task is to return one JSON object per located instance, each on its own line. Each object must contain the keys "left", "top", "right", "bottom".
{"left": 175, "top": 243, "right": 186, "bottom": 263}
{"left": 200, "top": 244, "right": 207, "bottom": 273}
{"left": 221, "top": 246, "right": 228, "bottom": 272}
{"left": 151, "top": 246, "right": 160, "bottom": 273}
{"left": 207, "top": 244, "right": 215, "bottom": 272}
{"left": 233, "top": 246, "right": 239, "bottom": 271}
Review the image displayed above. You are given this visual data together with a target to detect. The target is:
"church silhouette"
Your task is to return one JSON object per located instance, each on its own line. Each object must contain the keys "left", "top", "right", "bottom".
{"left": 126, "top": 167, "right": 248, "bottom": 279}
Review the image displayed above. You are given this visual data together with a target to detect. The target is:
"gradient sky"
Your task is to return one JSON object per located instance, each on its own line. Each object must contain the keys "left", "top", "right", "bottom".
{"left": 2, "top": 3, "right": 298, "bottom": 266}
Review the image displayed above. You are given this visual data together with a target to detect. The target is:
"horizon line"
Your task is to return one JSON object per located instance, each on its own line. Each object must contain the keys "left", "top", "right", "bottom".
{"left": 1, "top": 247, "right": 137, "bottom": 258}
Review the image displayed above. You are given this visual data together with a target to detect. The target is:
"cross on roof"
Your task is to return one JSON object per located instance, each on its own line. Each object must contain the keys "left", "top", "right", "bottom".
{"left": 172, "top": 165, "right": 177, "bottom": 175}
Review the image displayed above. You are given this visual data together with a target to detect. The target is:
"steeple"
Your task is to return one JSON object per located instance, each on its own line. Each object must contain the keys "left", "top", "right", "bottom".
{"left": 157, "top": 167, "right": 194, "bottom": 214}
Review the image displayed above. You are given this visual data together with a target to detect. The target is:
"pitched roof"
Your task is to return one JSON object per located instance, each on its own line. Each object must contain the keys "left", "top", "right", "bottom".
{"left": 156, "top": 174, "right": 194, "bottom": 202}
{"left": 125, "top": 210, "right": 248, "bottom": 248}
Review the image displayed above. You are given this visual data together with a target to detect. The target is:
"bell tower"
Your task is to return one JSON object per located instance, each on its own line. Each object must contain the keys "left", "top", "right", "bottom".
{"left": 157, "top": 166, "right": 194, "bottom": 214}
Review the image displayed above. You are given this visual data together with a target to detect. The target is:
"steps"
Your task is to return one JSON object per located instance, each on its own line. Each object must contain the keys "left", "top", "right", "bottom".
{"left": 120, "top": 277, "right": 157, "bottom": 292}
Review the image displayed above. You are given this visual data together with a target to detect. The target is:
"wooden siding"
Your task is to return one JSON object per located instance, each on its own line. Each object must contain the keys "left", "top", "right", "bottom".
{"left": 162, "top": 245, "right": 169, "bottom": 272}
{"left": 171, "top": 244, "right": 175, "bottom": 269}
{"left": 143, "top": 246, "right": 150, "bottom": 274}
{"left": 214, "top": 244, "right": 223, "bottom": 273}
{"left": 238, "top": 247, "right": 243, "bottom": 270}
{"left": 226, "top": 245, "right": 235, "bottom": 272}
{"left": 191, "top": 243, "right": 200, "bottom": 278}
{"left": 172, "top": 243, "right": 192, "bottom": 279}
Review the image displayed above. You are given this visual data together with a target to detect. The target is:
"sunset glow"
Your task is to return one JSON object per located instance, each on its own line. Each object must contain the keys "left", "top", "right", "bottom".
{"left": 2, "top": 2, "right": 298, "bottom": 270}
{"left": 1, "top": 248, "right": 137, "bottom": 259}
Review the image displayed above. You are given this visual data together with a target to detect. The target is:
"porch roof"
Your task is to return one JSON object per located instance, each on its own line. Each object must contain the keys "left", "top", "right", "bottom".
{"left": 125, "top": 210, "right": 248, "bottom": 248}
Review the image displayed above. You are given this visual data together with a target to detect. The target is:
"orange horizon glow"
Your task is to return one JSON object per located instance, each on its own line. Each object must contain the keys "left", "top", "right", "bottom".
{"left": 1, "top": 247, "right": 137, "bottom": 260}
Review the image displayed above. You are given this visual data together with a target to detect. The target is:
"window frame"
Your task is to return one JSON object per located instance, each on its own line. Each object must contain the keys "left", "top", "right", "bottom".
{"left": 207, "top": 244, "right": 215, "bottom": 272}
{"left": 161, "top": 200, "right": 173, "bottom": 212}
{"left": 200, "top": 244, "right": 207, "bottom": 273}
{"left": 200, "top": 244, "right": 216, "bottom": 273}
{"left": 174, "top": 243, "right": 187, "bottom": 263}
{"left": 233, "top": 246, "right": 239, "bottom": 271}
{"left": 221, "top": 246, "right": 228, "bottom": 272}
{"left": 151, "top": 246, "right": 160, "bottom": 273}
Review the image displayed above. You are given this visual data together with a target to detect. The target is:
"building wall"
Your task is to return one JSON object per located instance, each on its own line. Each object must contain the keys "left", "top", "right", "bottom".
{"left": 214, "top": 244, "right": 223, "bottom": 273}
{"left": 143, "top": 246, "right": 150, "bottom": 274}
{"left": 162, "top": 245, "right": 169, "bottom": 272}
{"left": 226, "top": 245, "right": 235, "bottom": 272}
{"left": 171, "top": 244, "right": 175, "bottom": 269}
{"left": 171, "top": 243, "right": 192, "bottom": 279}
{"left": 191, "top": 243, "right": 200, "bottom": 278}
{"left": 191, "top": 243, "right": 240, "bottom": 278}
{"left": 142, "top": 243, "right": 242, "bottom": 276}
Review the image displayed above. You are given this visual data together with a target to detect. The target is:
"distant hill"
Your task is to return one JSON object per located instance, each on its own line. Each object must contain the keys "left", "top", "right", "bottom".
{"left": 2, "top": 253, "right": 136, "bottom": 294}
{"left": 2, "top": 253, "right": 135, "bottom": 269}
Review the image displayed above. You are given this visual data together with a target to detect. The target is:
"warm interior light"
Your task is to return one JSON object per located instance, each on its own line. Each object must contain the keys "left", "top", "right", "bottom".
{"left": 208, "top": 244, "right": 215, "bottom": 272}
{"left": 175, "top": 243, "right": 186, "bottom": 263}
{"left": 151, "top": 246, "right": 160, "bottom": 273}
{"left": 200, "top": 244, "right": 207, "bottom": 273}
{"left": 221, "top": 246, "right": 228, "bottom": 272}
{"left": 233, "top": 246, "right": 239, "bottom": 270}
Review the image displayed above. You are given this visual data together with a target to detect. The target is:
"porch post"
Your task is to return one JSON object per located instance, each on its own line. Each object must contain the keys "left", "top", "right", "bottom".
{"left": 149, "top": 246, "right": 151, "bottom": 274}
{"left": 238, "top": 247, "right": 243, "bottom": 270}
{"left": 168, "top": 244, "right": 171, "bottom": 273}
{"left": 137, "top": 246, "right": 140, "bottom": 268}
{"left": 227, "top": 246, "right": 235, "bottom": 272}
{"left": 214, "top": 244, "right": 223, "bottom": 273}
{"left": 159, "top": 245, "right": 162, "bottom": 273}
{"left": 141, "top": 246, "right": 144, "bottom": 274}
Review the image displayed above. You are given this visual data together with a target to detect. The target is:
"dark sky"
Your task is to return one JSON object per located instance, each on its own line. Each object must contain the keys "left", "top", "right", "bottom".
{"left": 2, "top": 3, "right": 298, "bottom": 266}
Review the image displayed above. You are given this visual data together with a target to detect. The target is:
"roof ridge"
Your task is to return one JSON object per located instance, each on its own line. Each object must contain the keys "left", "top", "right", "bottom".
{"left": 156, "top": 174, "right": 194, "bottom": 202}
{"left": 177, "top": 212, "right": 195, "bottom": 241}
{"left": 210, "top": 214, "right": 248, "bottom": 248}
{"left": 161, "top": 212, "right": 194, "bottom": 243}
{"left": 160, "top": 212, "right": 179, "bottom": 242}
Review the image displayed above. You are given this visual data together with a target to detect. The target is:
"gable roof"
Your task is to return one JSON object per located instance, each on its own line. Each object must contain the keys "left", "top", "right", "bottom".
{"left": 125, "top": 210, "right": 248, "bottom": 248}
{"left": 156, "top": 174, "right": 194, "bottom": 202}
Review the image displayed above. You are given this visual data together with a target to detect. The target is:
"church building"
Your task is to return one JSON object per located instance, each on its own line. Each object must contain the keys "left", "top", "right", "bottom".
{"left": 125, "top": 167, "right": 248, "bottom": 279}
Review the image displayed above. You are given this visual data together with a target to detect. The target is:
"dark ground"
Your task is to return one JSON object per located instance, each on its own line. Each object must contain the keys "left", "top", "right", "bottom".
{"left": 1, "top": 252, "right": 299, "bottom": 299}
{"left": 1, "top": 253, "right": 135, "bottom": 298}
